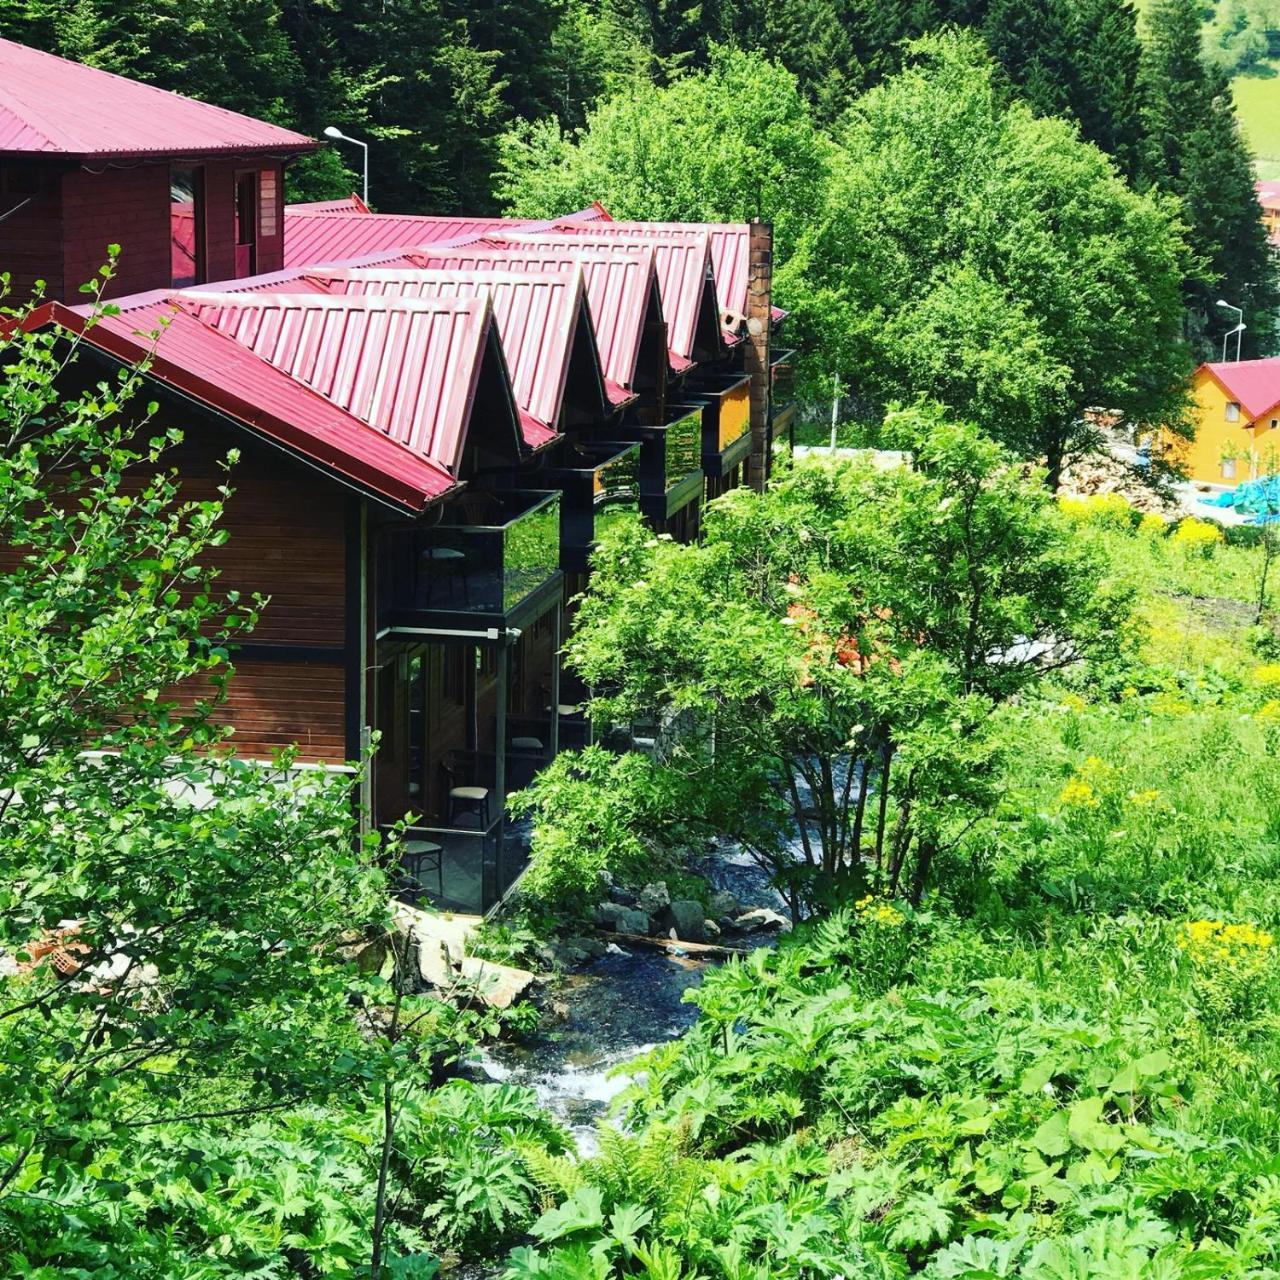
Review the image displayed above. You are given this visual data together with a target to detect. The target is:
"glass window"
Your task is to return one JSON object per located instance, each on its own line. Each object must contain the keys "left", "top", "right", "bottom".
{"left": 170, "top": 167, "right": 204, "bottom": 288}
{"left": 1226, "top": 401, "right": 1241, "bottom": 422}
{"left": 234, "top": 172, "right": 257, "bottom": 276}
{"left": 1222, "top": 456, "right": 1237, "bottom": 480}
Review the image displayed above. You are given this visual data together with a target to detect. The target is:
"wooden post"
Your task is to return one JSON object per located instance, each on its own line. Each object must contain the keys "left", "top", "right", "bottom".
{"left": 746, "top": 219, "right": 773, "bottom": 492}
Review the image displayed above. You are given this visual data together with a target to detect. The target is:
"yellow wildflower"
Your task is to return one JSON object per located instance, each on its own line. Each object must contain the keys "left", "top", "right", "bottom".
{"left": 1253, "top": 664, "right": 1280, "bottom": 689}
{"left": 1138, "top": 513, "right": 1168, "bottom": 538}
{"left": 1058, "top": 493, "right": 1133, "bottom": 528}
{"left": 1128, "top": 789, "right": 1161, "bottom": 808}
{"left": 1171, "top": 517, "right": 1224, "bottom": 553}
{"left": 1058, "top": 692, "right": 1087, "bottom": 713}
{"left": 1058, "top": 778, "right": 1099, "bottom": 808}
{"left": 854, "top": 895, "right": 905, "bottom": 928}
{"left": 1255, "top": 700, "right": 1280, "bottom": 724}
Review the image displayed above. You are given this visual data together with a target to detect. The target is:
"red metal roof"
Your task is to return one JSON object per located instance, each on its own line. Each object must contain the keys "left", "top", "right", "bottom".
{"left": 1200, "top": 359, "right": 1280, "bottom": 422}
{"left": 179, "top": 291, "right": 500, "bottom": 474}
{"left": 548, "top": 217, "right": 785, "bottom": 328}
{"left": 303, "top": 267, "right": 602, "bottom": 445}
{"left": 287, "top": 195, "right": 370, "bottom": 214}
{"left": 411, "top": 240, "right": 659, "bottom": 403}
{"left": 509, "top": 228, "right": 718, "bottom": 368}
{"left": 1257, "top": 180, "right": 1280, "bottom": 212}
{"left": 47, "top": 293, "right": 455, "bottom": 511}
{"left": 0, "top": 38, "right": 315, "bottom": 159}
{"left": 282, "top": 204, "right": 608, "bottom": 269}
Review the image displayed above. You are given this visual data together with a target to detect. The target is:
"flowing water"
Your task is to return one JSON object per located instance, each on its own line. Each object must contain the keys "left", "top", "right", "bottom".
{"left": 469, "top": 945, "right": 711, "bottom": 1152}
{"left": 468, "top": 836, "right": 790, "bottom": 1152}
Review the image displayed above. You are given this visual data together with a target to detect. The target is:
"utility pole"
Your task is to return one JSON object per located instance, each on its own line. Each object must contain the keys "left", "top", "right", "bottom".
{"left": 829, "top": 370, "right": 843, "bottom": 452}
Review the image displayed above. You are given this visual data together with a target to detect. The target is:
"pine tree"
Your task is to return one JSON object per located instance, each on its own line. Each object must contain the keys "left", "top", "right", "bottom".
{"left": 1139, "top": 0, "right": 1279, "bottom": 357}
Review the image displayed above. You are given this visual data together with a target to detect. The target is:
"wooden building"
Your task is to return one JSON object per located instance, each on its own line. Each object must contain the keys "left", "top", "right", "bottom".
{"left": 1, "top": 39, "right": 786, "bottom": 913}
{"left": 0, "top": 38, "right": 313, "bottom": 302}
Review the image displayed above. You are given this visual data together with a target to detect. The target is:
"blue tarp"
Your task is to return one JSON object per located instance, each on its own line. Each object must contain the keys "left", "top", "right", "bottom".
{"left": 1199, "top": 477, "right": 1280, "bottom": 519}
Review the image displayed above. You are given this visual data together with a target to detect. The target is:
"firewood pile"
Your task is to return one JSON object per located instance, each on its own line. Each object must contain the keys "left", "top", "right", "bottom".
{"left": 1057, "top": 449, "right": 1176, "bottom": 515}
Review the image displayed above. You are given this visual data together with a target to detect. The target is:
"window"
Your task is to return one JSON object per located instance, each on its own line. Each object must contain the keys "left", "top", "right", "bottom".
{"left": 1226, "top": 401, "right": 1241, "bottom": 422}
{"left": 170, "top": 167, "right": 205, "bottom": 288}
{"left": 234, "top": 171, "right": 257, "bottom": 276}
{"left": 1222, "top": 456, "right": 1237, "bottom": 480}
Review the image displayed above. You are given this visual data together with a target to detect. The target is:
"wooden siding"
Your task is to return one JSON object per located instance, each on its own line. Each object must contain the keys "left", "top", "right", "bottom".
{"left": 62, "top": 164, "right": 171, "bottom": 300}
{"left": 165, "top": 419, "right": 350, "bottom": 763}
{"left": 172, "top": 659, "right": 348, "bottom": 763}
{"left": 160, "top": 423, "right": 348, "bottom": 646}
{"left": 6, "top": 156, "right": 290, "bottom": 305}
{"left": 1, "top": 162, "right": 66, "bottom": 300}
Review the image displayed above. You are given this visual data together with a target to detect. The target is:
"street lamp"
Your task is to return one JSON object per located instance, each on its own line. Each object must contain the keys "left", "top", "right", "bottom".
{"left": 1217, "top": 299, "right": 1245, "bottom": 362}
{"left": 323, "top": 125, "right": 369, "bottom": 207}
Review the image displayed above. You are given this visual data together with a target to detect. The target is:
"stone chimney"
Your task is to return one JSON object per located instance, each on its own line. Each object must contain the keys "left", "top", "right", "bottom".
{"left": 745, "top": 219, "right": 773, "bottom": 492}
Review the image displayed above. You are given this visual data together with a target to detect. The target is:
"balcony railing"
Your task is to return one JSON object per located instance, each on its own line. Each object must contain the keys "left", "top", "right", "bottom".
{"left": 541, "top": 441, "right": 641, "bottom": 572}
{"left": 380, "top": 490, "right": 561, "bottom": 624}
{"left": 619, "top": 408, "right": 704, "bottom": 522}
{"left": 685, "top": 373, "right": 751, "bottom": 454}
{"left": 771, "top": 349, "right": 796, "bottom": 404}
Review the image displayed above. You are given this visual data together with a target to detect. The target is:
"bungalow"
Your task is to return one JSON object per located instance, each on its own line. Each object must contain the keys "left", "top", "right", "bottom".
{"left": 1, "top": 39, "right": 781, "bottom": 913}
{"left": 1163, "top": 359, "right": 1280, "bottom": 485}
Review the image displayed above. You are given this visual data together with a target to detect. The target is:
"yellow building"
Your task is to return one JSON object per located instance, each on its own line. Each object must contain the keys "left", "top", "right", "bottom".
{"left": 1161, "top": 360, "right": 1280, "bottom": 486}
{"left": 1259, "top": 180, "right": 1280, "bottom": 243}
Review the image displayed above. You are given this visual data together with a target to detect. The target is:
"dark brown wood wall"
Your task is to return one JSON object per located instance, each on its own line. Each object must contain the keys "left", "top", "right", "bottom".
{"left": 5, "top": 156, "right": 290, "bottom": 305}
{"left": 158, "top": 421, "right": 351, "bottom": 762}
{"left": 1, "top": 165, "right": 66, "bottom": 301}
{"left": 62, "top": 164, "right": 170, "bottom": 300}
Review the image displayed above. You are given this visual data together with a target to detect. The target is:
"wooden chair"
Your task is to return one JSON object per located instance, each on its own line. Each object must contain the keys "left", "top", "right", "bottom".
{"left": 402, "top": 837, "right": 444, "bottom": 900}
{"left": 442, "top": 754, "right": 491, "bottom": 828}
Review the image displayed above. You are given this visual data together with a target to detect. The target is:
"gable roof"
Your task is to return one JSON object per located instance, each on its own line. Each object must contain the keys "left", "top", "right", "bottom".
{"left": 287, "top": 195, "right": 370, "bottom": 214}
{"left": 35, "top": 294, "right": 456, "bottom": 511}
{"left": 1198, "top": 359, "right": 1280, "bottom": 423}
{"left": 507, "top": 228, "right": 720, "bottom": 370}
{"left": 0, "top": 38, "right": 314, "bottom": 159}
{"left": 178, "top": 291, "right": 507, "bottom": 474}
{"left": 411, "top": 240, "right": 661, "bottom": 404}
{"left": 282, "top": 204, "right": 608, "bottom": 269}
{"left": 303, "top": 266, "right": 604, "bottom": 445}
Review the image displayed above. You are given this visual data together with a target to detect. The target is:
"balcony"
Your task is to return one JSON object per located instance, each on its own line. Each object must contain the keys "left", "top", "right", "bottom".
{"left": 391, "top": 815, "right": 531, "bottom": 916}
{"left": 541, "top": 440, "right": 642, "bottom": 573}
{"left": 379, "top": 490, "right": 563, "bottom": 629}
{"left": 618, "top": 406, "right": 704, "bottom": 528}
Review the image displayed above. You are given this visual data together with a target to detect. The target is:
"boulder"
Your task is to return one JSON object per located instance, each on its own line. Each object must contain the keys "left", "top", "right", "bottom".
{"left": 732, "top": 907, "right": 790, "bottom": 934}
{"left": 704, "top": 919, "right": 722, "bottom": 939}
{"left": 594, "top": 901, "right": 629, "bottom": 931}
{"left": 661, "top": 898, "right": 707, "bottom": 943}
{"left": 607, "top": 882, "right": 639, "bottom": 907}
{"left": 637, "top": 881, "right": 670, "bottom": 916}
{"left": 614, "top": 907, "right": 652, "bottom": 935}
{"left": 568, "top": 935, "right": 607, "bottom": 959}
{"left": 708, "top": 889, "right": 740, "bottom": 923}
{"left": 458, "top": 957, "right": 535, "bottom": 1010}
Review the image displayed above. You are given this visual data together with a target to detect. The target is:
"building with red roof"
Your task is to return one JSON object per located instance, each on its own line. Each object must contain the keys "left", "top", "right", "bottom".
{"left": 1258, "top": 180, "right": 1280, "bottom": 243}
{"left": 1, "top": 38, "right": 785, "bottom": 911}
{"left": 0, "top": 37, "right": 316, "bottom": 301}
{"left": 1161, "top": 358, "right": 1280, "bottom": 484}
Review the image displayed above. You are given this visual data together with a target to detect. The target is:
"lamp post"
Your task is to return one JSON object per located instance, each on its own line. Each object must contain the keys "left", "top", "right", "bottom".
{"left": 323, "top": 126, "right": 369, "bottom": 207}
{"left": 1217, "top": 299, "right": 1244, "bottom": 362}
